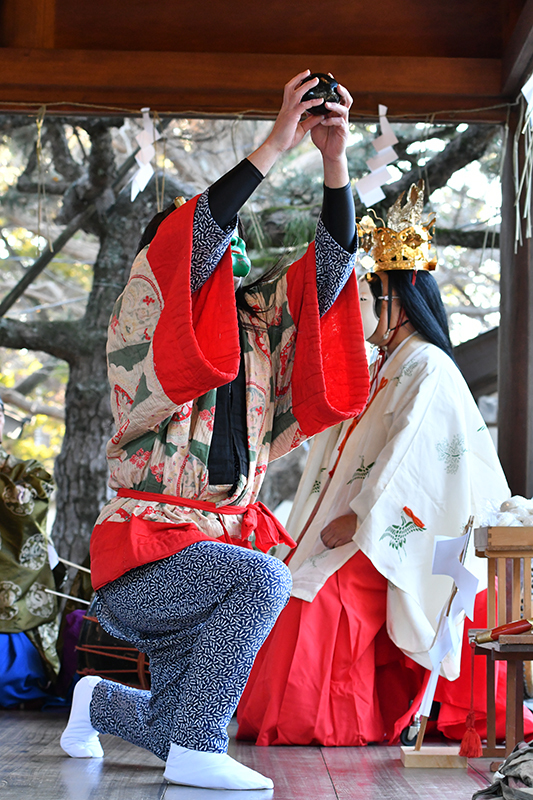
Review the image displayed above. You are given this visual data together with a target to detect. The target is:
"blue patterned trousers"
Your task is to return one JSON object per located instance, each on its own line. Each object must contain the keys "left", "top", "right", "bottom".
{"left": 89, "top": 541, "right": 291, "bottom": 760}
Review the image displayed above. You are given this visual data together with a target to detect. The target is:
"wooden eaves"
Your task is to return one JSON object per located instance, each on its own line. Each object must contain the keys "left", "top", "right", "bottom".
{"left": 0, "top": 0, "right": 529, "bottom": 122}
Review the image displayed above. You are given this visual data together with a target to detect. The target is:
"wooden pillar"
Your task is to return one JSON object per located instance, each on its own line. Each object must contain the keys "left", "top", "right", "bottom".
{"left": 498, "top": 109, "right": 533, "bottom": 496}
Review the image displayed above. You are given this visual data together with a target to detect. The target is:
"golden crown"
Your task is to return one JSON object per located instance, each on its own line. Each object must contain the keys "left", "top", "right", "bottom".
{"left": 357, "top": 181, "right": 437, "bottom": 272}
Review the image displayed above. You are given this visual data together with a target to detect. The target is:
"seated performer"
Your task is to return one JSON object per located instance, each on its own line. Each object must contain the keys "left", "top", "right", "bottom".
{"left": 0, "top": 396, "right": 60, "bottom": 707}
{"left": 237, "top": 184, "right": 530, "bottom": 747}
{"left": 59, "top": 71, "right": 370, "bottom": 790}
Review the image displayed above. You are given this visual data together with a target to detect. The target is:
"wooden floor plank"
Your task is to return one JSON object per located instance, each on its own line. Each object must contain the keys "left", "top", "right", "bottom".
{"left": 0, "top": 711, "right": 495, "bottom": 800}
{"left": 321, "top": 744, "right": 490, "bottom": 799}
{"left": 468, "top": 758, "right": 498, "bottom": 782}
{"left": 0, "top": 710, "right": 166, "bottom": 800}
{"left": 227, "top": 742, "right": 336, "bottom": 799}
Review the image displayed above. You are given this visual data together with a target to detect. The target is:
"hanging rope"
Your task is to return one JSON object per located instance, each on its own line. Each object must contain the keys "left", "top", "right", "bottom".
{"left": 421, "top": 114, "right": 438, "bottom": 260}
{"left": 0, "top": 97, "right": 517, "bottom": 121}
{"left": 153, "top": 110, "right": 166, "bottom": 212}
{"left": 34, "top": 105, "right": 51, "bottom": 255}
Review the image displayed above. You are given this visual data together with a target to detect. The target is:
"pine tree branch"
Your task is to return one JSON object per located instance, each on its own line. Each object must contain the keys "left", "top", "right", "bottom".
{"left": 0, "top": 386, "right": 64, "bottom": 421}
{"left": 0, "top": 318, "right": 104, "bottom": 362}
{"left": 46, "top": 119, "right": 84, "bottom": 183}
{"left": 366, "top": 124, "right": 500, "bottom": 219}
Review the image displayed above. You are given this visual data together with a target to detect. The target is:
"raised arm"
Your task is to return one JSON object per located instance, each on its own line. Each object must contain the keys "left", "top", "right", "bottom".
{"left": 311, "top": 81, "right": 352, "bottom": 188}
{"left": 191, "top": 71, "right": 326, "bottom": 290}
{"left": 311, "top": 82, "right": 357, "bottom": 315}
{"left": 192, "top": 72, "right": 356, "bottom": 310}
{"left": 207, "top": 70, "right": 325, "bottom": 227}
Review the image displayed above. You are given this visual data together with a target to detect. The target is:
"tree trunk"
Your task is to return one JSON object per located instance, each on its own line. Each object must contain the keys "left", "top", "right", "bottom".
{"left": 53, "top": 346, "right": 112, "bottom": 564}
{"left": 51, "top": 177, "right": 190, "bottom": 561}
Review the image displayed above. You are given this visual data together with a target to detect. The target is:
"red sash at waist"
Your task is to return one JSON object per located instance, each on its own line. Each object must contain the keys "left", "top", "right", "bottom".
{"left": 116, "top": 488, "right": 296, "bottom": 553}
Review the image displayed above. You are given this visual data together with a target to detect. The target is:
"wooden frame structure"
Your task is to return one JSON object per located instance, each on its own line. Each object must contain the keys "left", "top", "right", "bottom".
{"left": 474, "top": 527, "right": 533, "bottom": 760}
{"left": 0, "top": 0, "right": 529, "bottom": 121}
{"left": 1, "top": 0, "right": 533, "bottom": 492}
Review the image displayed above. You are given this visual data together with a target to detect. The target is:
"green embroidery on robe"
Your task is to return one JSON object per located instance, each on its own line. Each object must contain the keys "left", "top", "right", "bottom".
{"left": 189, "top": 439, "right": 210, "bottom": 466}
{"left": 272, "top": 408, "right": 298, "bottom": 440}
{"left": 308, "top": 550, "right": 331, "bottom": 568}
{"left": 311, "top": 468, "right": 327, "bottom": 494}
{"left": 436, "top": 434, "right": 467, "bottom": 475}
{"left": 130, "top": 373, "right": 152, "bottom": 411}
{"left": 108, "top": 341, "right": 151, "bottom": 371}
{"left": 347, "top": 456, "right": 375, "bottom": 484}
{"left": 267, "top": 303, "right": 293, "bottom": 352}
{"left": 123, "top": 430, "right": 158, "bottom": 460}
{"left": 392, "top": 358, "right": 419, "bottom": 386}
{"left": 380, "top": 510, "right": 426, "bottom": 559}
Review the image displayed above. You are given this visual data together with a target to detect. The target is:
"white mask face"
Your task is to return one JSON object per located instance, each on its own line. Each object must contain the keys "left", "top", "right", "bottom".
{"left": 358, "top": 276, "right": 380, "bottom": 340}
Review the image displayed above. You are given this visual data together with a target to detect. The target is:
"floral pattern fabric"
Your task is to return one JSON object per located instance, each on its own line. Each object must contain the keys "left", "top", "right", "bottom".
{"left": 0, "top": 447, "right": 57, "bottom": 633}
{"left": 90, "top": 193, "right": 368, "bottom": 589}
{"left": 99, "top": 259, "right": 314, "bottom": 540}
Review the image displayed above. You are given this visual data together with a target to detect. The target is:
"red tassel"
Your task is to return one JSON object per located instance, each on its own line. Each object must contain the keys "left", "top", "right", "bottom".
{"left": 459, "top": 643, "right": 482, "bottom": 758}
{"left": 459, "top": 710, "right": 482, "bottom": 757}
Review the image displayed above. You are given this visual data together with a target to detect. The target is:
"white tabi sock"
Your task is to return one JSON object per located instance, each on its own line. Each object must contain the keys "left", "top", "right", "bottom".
{"left": 163, "top": 743, "right": 274, "bottom": 790}
{"left": 60, "top": 676, "right": 104, "bottom": 758}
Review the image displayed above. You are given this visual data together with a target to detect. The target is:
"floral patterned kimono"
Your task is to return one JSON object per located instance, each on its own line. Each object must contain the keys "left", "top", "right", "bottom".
{"left": 287, "top": 333, "right": 509, "bottom": 666}
{"left": 90, "top": 194, "right": 369, "bottom": 590}
{"left": 237, "top": 333, "right": 525, "bottom": 746}
{"left": 0, "top": 448, "right": 55, "bottom": 631}
{"left": 84, "top": 186, "right": 369, "bottom": 759}
{"left": 0, "top": 447, "right": 59, "bottom": 705}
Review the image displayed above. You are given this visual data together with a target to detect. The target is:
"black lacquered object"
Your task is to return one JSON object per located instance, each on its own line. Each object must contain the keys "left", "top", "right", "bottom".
{"left": 301, "top": 73, "right": 340, "bottom": 115}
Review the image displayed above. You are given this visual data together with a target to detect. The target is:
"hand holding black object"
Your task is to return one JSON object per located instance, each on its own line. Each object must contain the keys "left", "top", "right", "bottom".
{"left": 246, "top": 70, "right": 350, "bottom": 187}
{"left": 310, "top": 81, "right": 353, "bottom": 181}
{"left": 301, "top": 73, "right": 341, "bottom": 115}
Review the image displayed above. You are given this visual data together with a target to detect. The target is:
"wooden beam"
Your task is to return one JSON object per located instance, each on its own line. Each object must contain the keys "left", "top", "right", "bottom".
{"left": 51, "top": 0, "right": 503, "bottom": 60}
{"left": 502, "top": 0, "right": 533, "bottom": 96}
{"left": 501, "top": 0, "right": 529, "bottom": 48}
{"left": 498, "top": 108, "right": 533, "bottom": 496}
{"left": 0, "top": 48, "right": 505, "bottom": 120}
{"left": 0, "top": 0, "right": 56, "bottom": 48}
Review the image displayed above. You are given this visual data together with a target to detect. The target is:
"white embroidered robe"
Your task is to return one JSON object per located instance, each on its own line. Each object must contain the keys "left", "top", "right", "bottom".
{"left": 284, "top": 334, "right": 510, "bottom": 678}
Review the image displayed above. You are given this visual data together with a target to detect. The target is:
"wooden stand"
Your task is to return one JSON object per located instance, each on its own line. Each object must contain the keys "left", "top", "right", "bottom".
{"left": 400, "top": 745, "right": 467, "bottom": 768}
{"left": 401, "top": 713, "right": 467, "bottom": 768}
{"left": 473, "top": 636, "right": 533, "bottom": 760}
{"left": 473, "top": 527, "right": 533, "bottom": 760}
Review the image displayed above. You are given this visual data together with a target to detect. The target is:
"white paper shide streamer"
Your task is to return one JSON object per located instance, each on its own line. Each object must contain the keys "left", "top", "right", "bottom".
{"left": 354, "top": 105, "right": 399, "bottom": 207}
{"left": 512, "top": 75, "right": 533, "bottom": 251}
{"left": 131, "top": 108, "right": 161, "bottom": 202}
{"left": 418, "top": 528, "right": 478, "bottom": 719}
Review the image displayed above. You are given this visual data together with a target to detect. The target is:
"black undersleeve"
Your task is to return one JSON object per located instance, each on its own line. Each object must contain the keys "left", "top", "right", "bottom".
{"left": 208, "top": 159, "right": 355, "bottom": 253}
{"left": 322, "top": 183, "right": 356, "bottom": 253}
{"left": 208, "top": 159, "right": 264, "bottom": 230}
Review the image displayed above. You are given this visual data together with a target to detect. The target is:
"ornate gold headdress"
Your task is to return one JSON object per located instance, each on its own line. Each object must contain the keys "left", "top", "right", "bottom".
{"left": 357, "top": 180, "right": 437, "bottom": 272}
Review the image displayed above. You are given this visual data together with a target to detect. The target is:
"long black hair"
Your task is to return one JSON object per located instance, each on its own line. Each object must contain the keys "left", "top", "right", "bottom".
{"left": 235, "top": 259, "right": 289, "bottom": 320}
{"left": 370, "top": 270, "right": 454, "bottom": 359}
{"left": 136, "top": 202, "right": 177, "bottom": 255}
{"left": 136, "top": 203, "right": 285, "bottom": 318}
